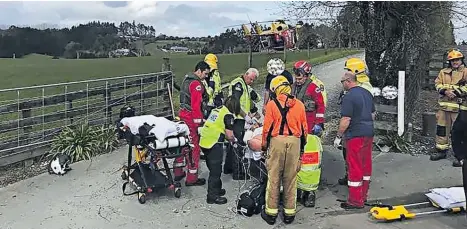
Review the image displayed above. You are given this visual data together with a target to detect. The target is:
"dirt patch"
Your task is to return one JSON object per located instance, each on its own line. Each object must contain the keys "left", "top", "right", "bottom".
{"left": 0, "top": 158, "right": 49, "bottom": 188}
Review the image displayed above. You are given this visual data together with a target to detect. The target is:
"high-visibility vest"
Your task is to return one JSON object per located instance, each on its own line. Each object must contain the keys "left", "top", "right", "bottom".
{"left": 356, "top": 73, "right": 373, "bottom": 94}
{"left": 206, "top": 69, "right": 222, "bottom": 106}
{"left": 297, "top": 135, "right": 323, "bottom": 191}
{"left": 228, "top": 76, "right": 251, "bottom": 119}
{"left": 199, "top": 106, "right": 231, "bottom": 149}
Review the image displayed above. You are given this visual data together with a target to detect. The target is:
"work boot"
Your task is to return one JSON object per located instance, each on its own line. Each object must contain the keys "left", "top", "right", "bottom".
{"left": 453, "top": 158, "right": 462, "bottom": 167}
{"left": 430, "top": 149, "right": 447, "bottom": 161}
{"left": 296, "top": 189, "right": 303, "bottom": 203}
{"left": 303, "top": 191, "right": 316, "bottom": 207}
{"left": 261, "top": 209, "right": 277, "bottom": 225}
{"left": 282, "top": 213, "right": 295, "bottom": 224}
{"left": 207, "top": 196, "right": 227, "bottom": 205}
{"left": 338, "top": 175, "right": 348, "bottom": 186}
{"left": 185, "top": 178, "right": 206, "bottom": 186}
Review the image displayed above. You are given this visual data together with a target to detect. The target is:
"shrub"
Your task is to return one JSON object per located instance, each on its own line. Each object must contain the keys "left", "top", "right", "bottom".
{"left": 50, "top": 124, "right": 119, "bottom": 162}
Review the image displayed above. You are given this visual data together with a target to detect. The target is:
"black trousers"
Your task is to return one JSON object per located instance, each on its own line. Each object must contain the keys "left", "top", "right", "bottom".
{"left": 451, "top": 115, "right": 467, "bottom": 207}
{"left": 202, "top": 143, "right": 224, "bottom": 199}
{"left": 224, "top": 119, "right": 246, "bottom": 175}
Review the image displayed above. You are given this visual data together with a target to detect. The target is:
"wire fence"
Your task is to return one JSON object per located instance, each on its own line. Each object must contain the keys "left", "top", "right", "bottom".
{"left": 0, "top": 71, "right": 174, "bottom": 166}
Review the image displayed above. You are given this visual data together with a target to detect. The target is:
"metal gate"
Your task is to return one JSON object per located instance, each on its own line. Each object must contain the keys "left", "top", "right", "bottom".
{"left": 0, "top": 71, "right": 174, "bottom": 166}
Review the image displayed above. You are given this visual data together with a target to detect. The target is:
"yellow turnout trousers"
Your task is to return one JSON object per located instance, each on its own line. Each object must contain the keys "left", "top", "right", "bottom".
{"left": 436, "top": 110, "right": 458, "bottom": 151}
{"left": 265, "top": 136, "right": 301, "bottom": 217}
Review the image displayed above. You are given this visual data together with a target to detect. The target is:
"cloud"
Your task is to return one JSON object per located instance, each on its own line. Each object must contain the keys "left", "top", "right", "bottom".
{"left": 103, "top": 1, "right": 128, "bottom": 8}
{"left": 0, "top": 1, "right": 275, "bottom": 37}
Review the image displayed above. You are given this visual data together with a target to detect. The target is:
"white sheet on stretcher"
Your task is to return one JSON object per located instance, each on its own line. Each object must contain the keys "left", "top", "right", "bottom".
{"left": 243, "top": 127, "right": 263, "bottom": 161}
{"left": 120, "top": 115, "right": 190, "bottom": 141}
{"left": 425, "top": 187, "right": 466, "bottom": 209}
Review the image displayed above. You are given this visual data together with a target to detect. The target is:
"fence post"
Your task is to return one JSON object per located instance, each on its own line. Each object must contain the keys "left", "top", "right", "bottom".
{"left": 162, "top": 58, "right": 171, "bottom": 71}
{"left": 104, "top": 81, "right": 112, "bottom": 125}
{"left": 397, "top": 71, "right": 405, "bottom": 137}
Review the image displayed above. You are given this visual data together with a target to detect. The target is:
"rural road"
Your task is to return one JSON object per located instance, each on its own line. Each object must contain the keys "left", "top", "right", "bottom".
{"left": 1, "top": 53, "right": 466, "bottom": 229}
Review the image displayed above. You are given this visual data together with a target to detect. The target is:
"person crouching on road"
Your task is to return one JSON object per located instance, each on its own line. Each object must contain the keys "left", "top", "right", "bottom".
{"left": 199, "top": 96, "right": 240, "bottom": 205}
{"left": 261, "top": 75, "right": 308, "bottom": 225}
{"left": 173, "top": 61, "right": 210, "bottom": 187}
{"left": 334, "top": 72, "right": 375, "bottom": 210}
{"left": 291, "top": 60, "right": 326, "bottom": 208}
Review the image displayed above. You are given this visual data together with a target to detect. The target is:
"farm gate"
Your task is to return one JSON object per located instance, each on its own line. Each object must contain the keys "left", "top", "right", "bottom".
{"left": 0, "top": 71, "right": 174, "bottom": 167}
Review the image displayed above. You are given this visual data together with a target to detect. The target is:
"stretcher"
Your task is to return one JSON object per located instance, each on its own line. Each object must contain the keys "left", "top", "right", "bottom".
{"left": 369, "top": 187, "right": 466, "bottom": 222}
{"left": 118, "top": 115, "right": 192, "bottom": 204}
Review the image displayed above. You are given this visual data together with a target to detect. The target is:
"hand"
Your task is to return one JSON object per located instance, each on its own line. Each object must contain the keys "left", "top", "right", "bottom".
{"left": 333, "top": 136, "right": 342, "bottom": 148}
{"left": 262, "top": 106, "right": 266, "bottom": 115}
{"left": 445, "top": 90, "right": 456, "bottom": 99}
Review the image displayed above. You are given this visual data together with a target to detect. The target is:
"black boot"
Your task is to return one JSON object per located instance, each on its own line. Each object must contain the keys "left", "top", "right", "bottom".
{"left": 282, "top": 213, "right": 295, "bottom": 224}
{"left": 338, "top": 175, "right": 348, "bottom": 186}
{"left": 303, "top": 191, "right": 316, "bottom": 207}
{"left": 261, "top": 209, "right": 277, "bottom": 225}
{"left": 207, "top": 196, "right": 227, "bottom": 205}
{"left": 296, "top": 189, "right": 303, "bottom": 203}
{"left": 185, "top": 178, "right": 206, "bottom": 186}
{"left": 453, "top": 158, "right": 462, "bottom": 167}
{"left": 430, "top": 149, "right": 447, "bottom": 161}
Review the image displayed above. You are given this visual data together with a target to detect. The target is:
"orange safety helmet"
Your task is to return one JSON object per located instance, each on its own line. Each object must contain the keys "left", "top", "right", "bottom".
{"left": 447, "top": 49, "right": 464, "bottom": 61}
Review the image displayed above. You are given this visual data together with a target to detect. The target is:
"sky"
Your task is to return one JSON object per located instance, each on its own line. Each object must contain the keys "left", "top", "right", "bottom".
{"left": 0, "top": 0, "right": 465, "bottom": 42}
{"left": 0, "top": 1, "right": 283, "bottom": 37}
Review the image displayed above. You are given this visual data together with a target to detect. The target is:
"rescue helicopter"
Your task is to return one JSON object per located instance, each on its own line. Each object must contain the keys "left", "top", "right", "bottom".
{"left": 225, "top": 19, "right": 305, "bottom": 52}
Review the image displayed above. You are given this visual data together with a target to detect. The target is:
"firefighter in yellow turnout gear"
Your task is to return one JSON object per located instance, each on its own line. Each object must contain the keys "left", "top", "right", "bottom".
{"left": 204, "top": 53, "right": 224, "bottom": 113}
{"left": 261, "top": 75, "right": 308, "bottom": 225}
{"left": 430, "top": 49, "right": 467, "bottom": 167}
{"left": 296, "top": 135, "right": 323, "bottom": 207}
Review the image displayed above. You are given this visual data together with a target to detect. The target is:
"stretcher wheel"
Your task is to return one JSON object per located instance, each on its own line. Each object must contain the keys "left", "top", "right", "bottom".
{"left": 174, "top": 188, "right": 181, "bottom": 198}
{"left": 138, "top": 192, "right": 146, "bottom": 204}
{"left": 121, "top": 171, "right": 128, "bottom": 180}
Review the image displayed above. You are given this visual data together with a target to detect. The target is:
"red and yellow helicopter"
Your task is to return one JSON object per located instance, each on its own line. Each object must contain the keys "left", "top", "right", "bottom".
{"left": 226, "top": 19, "right": 305, "bottom": 51}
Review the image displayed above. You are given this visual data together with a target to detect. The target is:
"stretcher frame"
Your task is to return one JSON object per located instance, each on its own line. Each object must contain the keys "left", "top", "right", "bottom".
{"left": 369, "top": 199, "right": 465, "bottom": 222}
{"left": 120, "top": 132, "right": 193, "bottom": 204}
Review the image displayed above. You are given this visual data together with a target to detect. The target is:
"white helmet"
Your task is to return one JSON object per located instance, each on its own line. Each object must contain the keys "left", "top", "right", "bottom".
{"left": 382, "top": 86, "right": 398, "bottom": 100}
{"left": 267, "top": 58, "right": 285, "bottom": 76}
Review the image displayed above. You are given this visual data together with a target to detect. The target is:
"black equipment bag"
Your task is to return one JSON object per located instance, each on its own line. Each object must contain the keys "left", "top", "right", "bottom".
{"left": 236, "top": 181, "right": 267, "bottom": 216}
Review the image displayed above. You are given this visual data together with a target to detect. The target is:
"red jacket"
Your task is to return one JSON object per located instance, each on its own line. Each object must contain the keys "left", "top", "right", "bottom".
{"left": 291, "top": 79, "right": 325, "bottom": 130}
{"left": 179, "top": 74, "right": 206, "bottom": 124}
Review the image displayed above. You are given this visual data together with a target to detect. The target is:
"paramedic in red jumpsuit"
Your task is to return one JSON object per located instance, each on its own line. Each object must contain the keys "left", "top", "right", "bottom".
{"left": 334, "top": 72, "right": 375, "bottom": 209}
{"left": 174, "top": 61, "right": 211, "bottom": 186}
{"left": 291, "top": 60, "right": 325, "bottom": 133}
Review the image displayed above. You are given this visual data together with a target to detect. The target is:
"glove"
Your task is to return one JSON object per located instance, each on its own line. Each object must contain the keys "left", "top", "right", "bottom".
{"left": 250, "top": 90, "right": 259, "bottom": 101}
{"left": 312, "top": 124, "right": 323, "bottom": 136}
{"left": 333, "top": 136, "right": 342, "bottom": 148}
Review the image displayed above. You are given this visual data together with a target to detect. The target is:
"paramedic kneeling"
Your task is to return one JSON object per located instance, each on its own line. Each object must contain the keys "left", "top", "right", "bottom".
{"left": 199, "top": 97, "right": 240, "bottom": 205}
{"left": 261, "top": 75, "right": 308, "bottom": 225}
{"left": 334, "top": 71, "right": 375, "bottom": 210}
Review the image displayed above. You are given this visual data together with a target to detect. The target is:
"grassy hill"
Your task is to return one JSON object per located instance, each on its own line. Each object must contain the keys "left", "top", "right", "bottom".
{"left": 0, "top": 49, "right": 361, "bottom": 91}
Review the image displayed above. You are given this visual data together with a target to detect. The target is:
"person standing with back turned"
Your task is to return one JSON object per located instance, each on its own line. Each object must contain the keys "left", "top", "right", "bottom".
{"left": 334, "top": 71, "right": 375, "bottom": 210}
{"left": 261, "top": 75, "right": 308, "bottom": 225}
